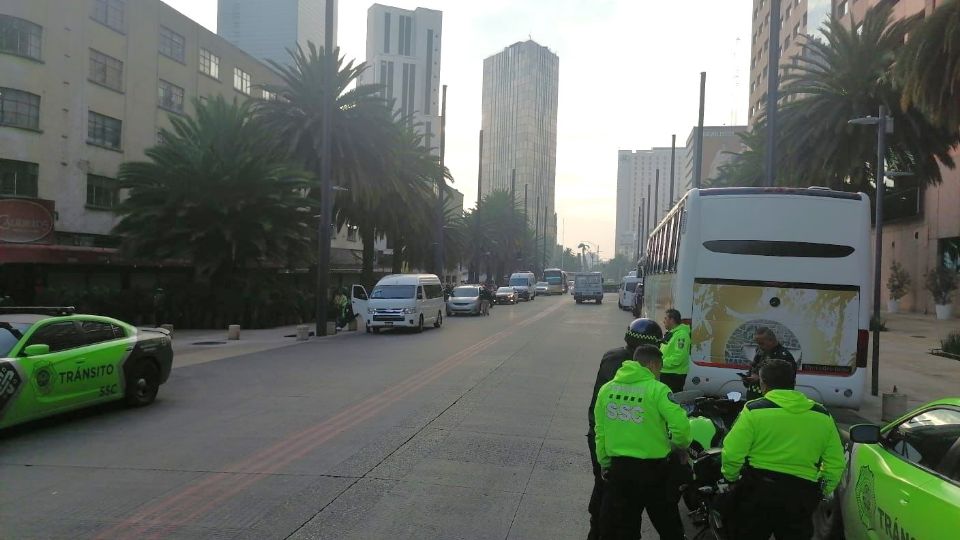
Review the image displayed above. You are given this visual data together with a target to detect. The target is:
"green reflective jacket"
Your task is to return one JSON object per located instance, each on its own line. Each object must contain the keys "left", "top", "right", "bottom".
{"left": 593, "top": 361, "right": 691, "bottom": 469}
{"left": 721, "top": 389, "right": 846, "bottom": 494}
{"left": 660, "top": 323, "right": 691, "bottom": 375}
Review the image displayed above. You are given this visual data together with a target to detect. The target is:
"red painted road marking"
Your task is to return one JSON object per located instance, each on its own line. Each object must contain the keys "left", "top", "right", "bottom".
{"left": 96, "top": 301, "right": 564, "bottom": 540}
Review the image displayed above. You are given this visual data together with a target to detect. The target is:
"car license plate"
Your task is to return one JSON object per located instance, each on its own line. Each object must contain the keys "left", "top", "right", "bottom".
{"left": 385, "top": 321, "right": 393, "bottom": 326}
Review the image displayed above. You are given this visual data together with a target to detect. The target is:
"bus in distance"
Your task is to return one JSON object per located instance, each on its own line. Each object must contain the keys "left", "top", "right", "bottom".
{"left": 542, "top": 268, "right": 568, "bottom": 295}
{"left": 639, "top": 187, "right": 872, "bottom": 408}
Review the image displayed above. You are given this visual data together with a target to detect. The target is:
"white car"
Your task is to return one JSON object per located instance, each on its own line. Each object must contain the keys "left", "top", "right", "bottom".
{"left": 535, "top": 281, "right": 549, "bottom": 294}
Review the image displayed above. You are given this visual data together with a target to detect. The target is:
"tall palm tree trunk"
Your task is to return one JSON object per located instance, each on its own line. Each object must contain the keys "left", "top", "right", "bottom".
{"left": 360, "top": 224, "right": 376, "bottom": 288}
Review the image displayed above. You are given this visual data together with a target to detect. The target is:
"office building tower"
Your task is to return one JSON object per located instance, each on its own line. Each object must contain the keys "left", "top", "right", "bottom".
{"left": 218, "top": 0, "right": 337, "bottom": 66}
{"left": 615, "top": 148, "right": 685, "bottom": 258}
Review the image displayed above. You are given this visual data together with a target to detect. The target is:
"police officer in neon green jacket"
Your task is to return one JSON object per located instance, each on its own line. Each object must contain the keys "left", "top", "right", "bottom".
{"left": 594, "top": 344, "right": 691, "bottom": 540}
{"left": 721, "top": 359, "right": 845, "bottom": 540}
{"left": 659, "top": 309, "right": 691, "bottom": 393}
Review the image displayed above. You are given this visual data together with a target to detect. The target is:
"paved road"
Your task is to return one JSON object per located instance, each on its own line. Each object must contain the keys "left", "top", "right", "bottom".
{"left": 2, "top": 293, "right": 696, "bottom": 539}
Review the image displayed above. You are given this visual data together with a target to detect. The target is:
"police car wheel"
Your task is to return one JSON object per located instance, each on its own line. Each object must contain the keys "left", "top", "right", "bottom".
{"left": 811, "top": 495, "right": 843, "bottom": 540}
{"left": 124, "top": 359, "right": 160, "bottom": 407}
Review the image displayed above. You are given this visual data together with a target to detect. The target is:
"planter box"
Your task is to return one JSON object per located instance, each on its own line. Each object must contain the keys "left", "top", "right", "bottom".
{"left": 887, "top": 299, "right": 899, "bottom": 314}
{"left": 935, "top": 304, "right": 953, "bottom": 320}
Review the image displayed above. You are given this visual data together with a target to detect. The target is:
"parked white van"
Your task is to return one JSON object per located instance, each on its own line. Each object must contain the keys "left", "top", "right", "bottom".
{"left": 618, "top": 276, "right": 642, "bottom": 311}
{"left": 351, "top": 274, "right": 445, "bottom": 333}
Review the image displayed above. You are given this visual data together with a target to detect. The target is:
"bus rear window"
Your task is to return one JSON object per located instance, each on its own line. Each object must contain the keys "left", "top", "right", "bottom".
{"left": 703, "top": 240, "right": 855, "bottom": 258}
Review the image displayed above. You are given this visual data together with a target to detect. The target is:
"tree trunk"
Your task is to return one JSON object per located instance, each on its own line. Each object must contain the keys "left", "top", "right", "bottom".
{"left": 392, "top": 235, "right": 404, "bottom": 274}
{"left": 361, "top": 224, "right": 376, "bottom": 288}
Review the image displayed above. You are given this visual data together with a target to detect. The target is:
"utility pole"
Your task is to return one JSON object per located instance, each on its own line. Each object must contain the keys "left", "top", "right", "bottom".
{"left": 635, "top": 203, "right": 643, "bottom": 262}
{"left": 510, "top": 169, "right": 516, "bottom": 273}
{"left": 645, "top": 185, "right": 651, "bottom": 244}
{"left": 435, "top": 85, "right": 447, "bottom": 280}
{"left": 535, "top": 194, "right": 540, "bottom": 273}
{"left": 542, "top": 202, "right": 547, "bottom": 273}
{"left": 654, "top": 169, "right": 660, "bottom": 227}
{"left": 524, "top": 184, "right": 528, "bottom": 226}
{"left": 694, "top": 72, "right": 706, "bottom": 189}
{"left": 477, "top": 130, "right": 483, "bottom": 209}
{"left": 871, "top": 106, "right": 888, "bottom": 397}
{"left": 669, "top": 134, "right": 676, "bottom": 204}
{"left": 764, "top": 0, "right": 781, "bottom": 187}
{"left": 315, "top": 0, "right": 336, "bottom": 337}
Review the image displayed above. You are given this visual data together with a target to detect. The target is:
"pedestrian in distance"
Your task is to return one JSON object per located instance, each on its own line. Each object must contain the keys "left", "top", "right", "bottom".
{"left": 586, "top": 318, "right": 664, "bottom": 540}
{"left": 742, "top": 326, "right": 796, "bottom": 400}
{"left": 659, "top": 309, "right": 691, "bottom": 394}
{"left": 593, "top": 344, "right": 691, "bottom": 540}
{"left": 334, "top": 288, "right": 356, "bottom": 332}
{"left": 721, "top": 359, "right": 845, "bottom": 540}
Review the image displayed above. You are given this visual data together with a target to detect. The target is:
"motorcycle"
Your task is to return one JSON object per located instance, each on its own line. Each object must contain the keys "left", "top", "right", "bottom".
{"left": 672, "top": 390, "right": 746, "bottom": 540}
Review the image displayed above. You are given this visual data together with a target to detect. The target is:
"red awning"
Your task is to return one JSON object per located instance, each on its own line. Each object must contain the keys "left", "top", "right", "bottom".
{"left": 0, "top": 243, "right": 120, "bottom": 265}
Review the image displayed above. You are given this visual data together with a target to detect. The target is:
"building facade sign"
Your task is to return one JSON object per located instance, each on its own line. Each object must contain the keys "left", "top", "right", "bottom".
{"left": 0, "top": 199, "right": 55, "bottom": 244}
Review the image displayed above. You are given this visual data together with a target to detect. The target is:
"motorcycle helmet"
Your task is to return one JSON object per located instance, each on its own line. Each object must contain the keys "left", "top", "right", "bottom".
{"left": 625, "top": 318, "right": 664, "bottom": 351}
{"left": 689, "top": 416, "right": 718, "bottom": 453}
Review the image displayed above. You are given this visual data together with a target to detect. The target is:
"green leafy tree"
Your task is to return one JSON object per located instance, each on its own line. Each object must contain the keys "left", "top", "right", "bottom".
{"left": 896, "top": 1, "right": 960, "bottom": 129}
{"left": 777, "top": 3, "right": 957, "bottom": 191}
{"left": 114, "top": 96, "right": 315, "bottom": 284}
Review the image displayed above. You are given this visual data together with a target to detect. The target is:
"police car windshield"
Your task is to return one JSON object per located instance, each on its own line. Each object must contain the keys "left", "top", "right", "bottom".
{"left": 0, "top": 323, "right": 30, "bottom": 357}
{"left": 370, "top": 285, "right": 416, "bottom": 299}
{"left": 452, "top": 287, "right": 480, "bottom": 297}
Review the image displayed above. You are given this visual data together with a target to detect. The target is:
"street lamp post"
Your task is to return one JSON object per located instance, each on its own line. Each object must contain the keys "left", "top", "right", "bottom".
{"left": 849, "top": 106, "right": 893, "bottom": 397}
{"left": 316, "top": 0, "right": 336, "bottom": 337}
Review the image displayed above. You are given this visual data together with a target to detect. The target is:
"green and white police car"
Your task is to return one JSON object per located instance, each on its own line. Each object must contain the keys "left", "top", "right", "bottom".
{"left": 0, "top": 307, "right": 173, "bottom": 430}
{"left": 816, "top": 398, "right": 960, "bottom": 539}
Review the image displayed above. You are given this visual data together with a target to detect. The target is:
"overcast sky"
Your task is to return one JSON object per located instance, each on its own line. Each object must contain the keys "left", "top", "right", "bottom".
{"left": 165, "top": 0, "right": 751, "bottom": 260}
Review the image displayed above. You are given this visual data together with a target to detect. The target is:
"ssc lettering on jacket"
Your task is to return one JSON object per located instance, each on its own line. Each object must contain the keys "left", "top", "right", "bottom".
{"left": 605, "top": 403, "right": 646, "bottom": 423}
{"left": 58, "top": 365, "right": 114, "bottom": 384}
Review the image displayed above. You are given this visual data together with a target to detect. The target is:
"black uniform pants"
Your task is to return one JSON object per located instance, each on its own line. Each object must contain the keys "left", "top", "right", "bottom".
{"left": 659, "top": 373, "right": 686, "bottom": 394}
{"left": 599, "top": 456, "right": 685, "bottom": 540}
{"left": 732, "top": 468, "right": 822, "bottom": 540}
{"left": 586, "top": 434, "right": 604, "bottom": 540}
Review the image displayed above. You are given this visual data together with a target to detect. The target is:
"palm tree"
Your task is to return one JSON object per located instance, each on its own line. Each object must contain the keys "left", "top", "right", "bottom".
{"left": 776, "top": 2, "right": 957, "bottom": 191}
{"left": 114, "top": 96, "right": 315, "bottom": 284}
{"left": 896, "top": 1, "right": 960, "bottom": 129}
{"left": 577, "top": 243, "right": 589, "bottom": 271}
{"left": 459, "top": 190, "right": 532, "bottom": 283}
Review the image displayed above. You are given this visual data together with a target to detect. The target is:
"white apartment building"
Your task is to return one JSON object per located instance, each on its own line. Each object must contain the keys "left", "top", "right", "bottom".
{"left": 615, "top": 147, "right": 685, "bottom": 258}
{"left": 361, "top": 4, "right": 442, "bottom": 153}
{"left": 480, "top": 40, "right": 559, "bottom": 237}
{"left": 218, "top": 0, "right": 338, "bottom": 67}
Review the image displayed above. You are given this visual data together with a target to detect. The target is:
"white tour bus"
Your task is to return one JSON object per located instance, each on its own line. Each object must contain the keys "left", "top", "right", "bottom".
{"left": 351, "top": 274, "right": 445, "bottom": 333}
{"left": 640, "top": 187, "right": 872, "bottom": 408}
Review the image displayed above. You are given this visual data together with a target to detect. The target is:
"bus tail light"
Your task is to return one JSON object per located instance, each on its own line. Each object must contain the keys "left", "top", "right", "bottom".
{"left": 856, "top": 330, "right": 869, "bottom": 367}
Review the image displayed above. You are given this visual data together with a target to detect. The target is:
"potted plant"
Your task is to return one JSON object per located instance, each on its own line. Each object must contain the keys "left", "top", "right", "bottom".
{"left": 886, "top": 261, "right": 911, "bottom": 313}
{"left": 925, "top": 267, "right": 958, "bottom": 320}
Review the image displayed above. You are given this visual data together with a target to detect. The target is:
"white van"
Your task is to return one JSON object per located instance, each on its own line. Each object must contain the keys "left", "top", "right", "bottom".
{"left": 351, "top": 274, "right": 445, "bottom": 333}
{"left": 618, "top": 276, "right": 642, "bottom": 311}
{"left": 508, "top": 272, "right": 537, "bottom": 301}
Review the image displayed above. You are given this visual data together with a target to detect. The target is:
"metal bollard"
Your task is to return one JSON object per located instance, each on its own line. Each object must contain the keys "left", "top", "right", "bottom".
{"left": 227, "top": 324, "right": 241, "bottom": 340}
{"left": 881, "top": 388, "right": 908, "bottom": 422}
{"left": 296, "top": 325, "right": 310, "bottom": 341}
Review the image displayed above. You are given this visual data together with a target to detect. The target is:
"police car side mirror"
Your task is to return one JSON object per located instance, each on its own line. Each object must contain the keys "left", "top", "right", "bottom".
{"left": 849, "top": 424, "right": 881, "bottom": 444}
{"left": 23, "top": 344, "right": 50, "bottom": 357}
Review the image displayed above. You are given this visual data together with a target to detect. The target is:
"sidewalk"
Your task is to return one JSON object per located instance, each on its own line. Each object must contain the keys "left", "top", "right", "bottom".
{"left": 833, "top": 310, "right": 959, "bottom": 426}
{"left": 164, "top": 323, "right": 351, "bottom": 368}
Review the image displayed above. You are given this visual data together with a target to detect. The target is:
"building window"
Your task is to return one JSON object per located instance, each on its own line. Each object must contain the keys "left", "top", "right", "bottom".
{"left": 0, "top": 158, "right": 39, "bottom": 197}
{"left": 158, "top": 79, "right": 184, "bottom": 112}
{"left": 159, "top": 25, "right": 185, "bottom": 62}
{"left": 87, "top": 111, "right": 122, "bottom": 149}
{"left": 156, "top": 129, "right": 167, "bottom": 145}
{"left": 383, "top": 12, "right": 391, "bottom": 54}
{"left": 398, "top": 15, "right": 412, "bottom": 56}
{"left": 199, "top": 48, "right": 220, "bottom": 79}
{"left": 86, "top": 174, "right": 118, "bottom": 209}
{"left": 233, "top": 67, "right": 251, "bottom": 94}
{"left": 0, "top": 15, "right": 42, "bottom": 60}
{"left": 91, "top": 0, "right": 125, "bottom": 32}
{"left": 400, "top": 63, "right": 415, "bottom": 119}
{"left": 89, "top": 49, "right": 123, "bottom": 90}
{"left": 260, "top": 88, "right": 277, "bottom": 101}
{"left": 0, "top": 87, "right": 40, "bottom": 130}
{"left": 380, "top": 60, "right": 394, "bottom": 100}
